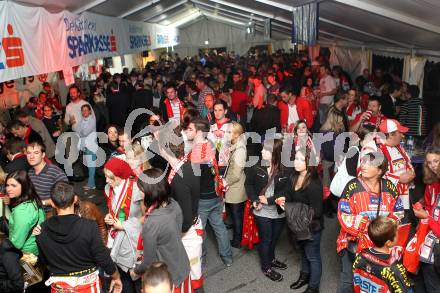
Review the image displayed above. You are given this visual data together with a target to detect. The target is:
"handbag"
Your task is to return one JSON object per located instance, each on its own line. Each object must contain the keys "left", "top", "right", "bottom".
{"left": 433, "top": 242, "right": 440, "bottom": 275}
{"left": 403, "top": 219, "right": 430, "bottom": 273}
{"left": 21, "top": 215, "right": 44, "bottom": 289}
{"left": 241, "top": 200, "right": 260, "bottom": 250}
{"left": 330, "top": 146, "right": 359, "bottom": 197}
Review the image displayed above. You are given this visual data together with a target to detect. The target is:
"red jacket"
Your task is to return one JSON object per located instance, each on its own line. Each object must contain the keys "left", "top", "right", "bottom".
{"left": 230, "top": 90, "right": 248, "bottom": 118}
{"left": 278, "top": 96, "right": 314, "bottom": 129}
{"left": 424, "top": 182, "right": 440, "bottom": 237}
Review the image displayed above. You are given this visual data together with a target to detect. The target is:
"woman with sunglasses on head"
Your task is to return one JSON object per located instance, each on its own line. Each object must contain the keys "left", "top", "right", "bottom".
{"left": 245, "top": 139, "right": 292, "bottom": 282}
{"left": 275, "top": 147, "right": 322, "bottom": 293}
{"left": 412, "top": 148, "right": 440, "bottom": 292}
{"left": 336, "top": 152, "right": 404, "bottom": 293}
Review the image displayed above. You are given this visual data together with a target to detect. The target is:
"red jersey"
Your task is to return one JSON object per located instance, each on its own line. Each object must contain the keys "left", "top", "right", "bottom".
{"left": 337, "top": 178, "right": 404, "bottom": 253}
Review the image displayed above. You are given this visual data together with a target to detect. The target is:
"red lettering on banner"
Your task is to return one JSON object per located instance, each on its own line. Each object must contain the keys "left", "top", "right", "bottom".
{"left": 38, "top": 74, "right": 48, "bottom": 82}
{"left": 2, "top": 24, "right": 25, "bottom": 68}
{"left": 110, "top": 30, "right": 117, "bottom": 52}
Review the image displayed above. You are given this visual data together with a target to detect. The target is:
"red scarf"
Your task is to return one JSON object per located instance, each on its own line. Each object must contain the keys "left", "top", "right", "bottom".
{"left": 11, "top": 153, "right": 26, "bottom": 161}
{"left": 136, "top": 203, "right": 158, "bottom": 251}
{"left": 24, "top": 127, "right": 32, "bottom": 144}
{"left": 346, "top": 103, "right": 358, "bottom": 117}
{"left": 168, "top": 153, "right": 190, "bottom": 184}
{"left": 105, "top": 178, "right": 134, "bottom": 238}
{"left": 190, "top": 142, "right": 224, "bottom": 197}
{"left": 215, "top": 118, "right": 230, "bottom": 131}
{"left": 165, "top": 98, "right": 185, "bottom": 121}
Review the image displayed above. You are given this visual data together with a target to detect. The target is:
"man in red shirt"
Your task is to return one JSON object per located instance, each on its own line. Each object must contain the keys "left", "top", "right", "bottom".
{"left": 350, "top": 96, "right": 385, "bottom": 132}
{"left": 230, "top": 82, "right": 248, "bottom": 120}
{"left": 278, "top": 89, "right": 314, "bottom": 132}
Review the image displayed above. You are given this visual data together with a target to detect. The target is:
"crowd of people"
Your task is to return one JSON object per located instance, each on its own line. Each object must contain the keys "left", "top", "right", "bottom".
{"left": 0, "top": 48, "right": 438, "bottom": 293}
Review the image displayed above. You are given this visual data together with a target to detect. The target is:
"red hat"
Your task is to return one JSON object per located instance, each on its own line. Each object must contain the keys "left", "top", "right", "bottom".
{"left": 104, "top": 157, "right": 134, "bottom": 179}
{"left": 379, "top": 119, "right": 409, "bottom": 134}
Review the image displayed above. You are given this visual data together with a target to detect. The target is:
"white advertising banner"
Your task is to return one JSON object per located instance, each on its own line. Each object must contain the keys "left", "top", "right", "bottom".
{"left": 0, "top": 1, "right": 179, "bottom": 84}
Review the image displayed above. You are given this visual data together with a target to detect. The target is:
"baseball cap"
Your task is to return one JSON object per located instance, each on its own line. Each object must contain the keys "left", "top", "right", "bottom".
{"left": 379, "top": 119, "right": 409, "bottom": 133}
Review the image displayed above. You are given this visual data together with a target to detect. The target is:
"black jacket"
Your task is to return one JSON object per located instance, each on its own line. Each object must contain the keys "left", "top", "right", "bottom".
{"left": 170, "top": 162, "right": 200, "bottom": 233}
{"left": 131, "top": 89, "right": 153, "bottom": 111}
{"left": 37, "top": 214, "right": 116, "bottom": 276}
{"left": 4, "top": 155, "right": 30, "bottom": 174}
{"left": 0, "top": 238, "right": 24, "bottom": 293}
{"left": 277, "top": 176, "right": 323, "bottom": 232}
{"left": 93, "top": 102, "right": 110, "bottom": 133}
{"left": 250, "top": 104, "right": 281, "bottom": 136}
{"left": 107, "top": 91, "right": 131, "bottom": 128}
{"left": 245, "top": 163, "right": 292, "bottom": 205}
{"left": 380, "top": 95, "right": 396, "bottom": 119}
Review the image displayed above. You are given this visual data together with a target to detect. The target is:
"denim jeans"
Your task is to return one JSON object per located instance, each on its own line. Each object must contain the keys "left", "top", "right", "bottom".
{"left": 225, "top": 202, "right": 245, "bottom": 246}
{"left": 254, "top": 215, "right": 285, "bottom": 271}
{"left": 337, "top": 249, "right": 356, "bottom": 293}
{"left": 84, "top": 148, "right": 96, "bottom": 188}
{"left": 198, "top": 197, "right": 233, "bottom": 265}
{"left": 299, "top": 231, "right": 322, "bottom": 289}
{"left": 421, "top": 262, "right": 440, "bottom": 293}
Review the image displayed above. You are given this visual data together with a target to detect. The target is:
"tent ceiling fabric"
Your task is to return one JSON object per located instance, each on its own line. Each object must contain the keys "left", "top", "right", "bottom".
{"left": 13, "top": 0, "right": 440, "bottom": 52}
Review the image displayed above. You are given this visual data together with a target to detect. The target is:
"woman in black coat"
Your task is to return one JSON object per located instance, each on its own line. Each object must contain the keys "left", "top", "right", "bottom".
{"left": 0, "top": 231, "right": 24, "bottom": 293}
{"left": 276, "top": 147, "right": 323, "bottom": 293}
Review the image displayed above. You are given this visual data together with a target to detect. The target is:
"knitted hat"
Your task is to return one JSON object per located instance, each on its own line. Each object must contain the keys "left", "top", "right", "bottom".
{"left": 104, "top": 157, "right": 134, "bottom": 179}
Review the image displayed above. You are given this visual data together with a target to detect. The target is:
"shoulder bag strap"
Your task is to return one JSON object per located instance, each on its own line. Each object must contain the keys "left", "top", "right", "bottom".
{"left": 222, "top": 148, "right": 237, "bottom": 178}
{"left": 376, "top": 179, "right": 382, "bottom": 218}
{"left": 25, "top": 207, "right": 41, "bottom": 243}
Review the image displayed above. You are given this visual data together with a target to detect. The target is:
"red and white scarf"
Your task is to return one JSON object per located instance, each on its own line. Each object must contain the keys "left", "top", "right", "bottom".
{"left": 165, "top": 98, "right": 185, "bottom": 121}
{"left": 105, "top": 179, "right": 134, "bottom": 239}
{"left": 168, "top": 154, "right": 191, "bottom": 184}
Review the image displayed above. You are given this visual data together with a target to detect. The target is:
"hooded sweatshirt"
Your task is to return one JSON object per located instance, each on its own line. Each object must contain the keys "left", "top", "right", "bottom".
{"left": 134, "top": 199, "right": 190, "bottom": 286}
{"left": 0, "top": 239, "right": 24, "bottom": 293}
{"left": 37, "top": 214, "right": 116, "bottom": 276}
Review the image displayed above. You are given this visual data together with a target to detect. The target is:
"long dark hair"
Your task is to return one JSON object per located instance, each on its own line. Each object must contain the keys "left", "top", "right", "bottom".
{"left": 137, "top": 168, "right": 171, "bottom": 208}
{"left": 6, "top": 170, "right": 42, "bottom": 209}
{"left": 263, "top": 139, "right": 284, "bottom": 175}
{"left": 291, "top": 147, "right": 318, "bottom": 191}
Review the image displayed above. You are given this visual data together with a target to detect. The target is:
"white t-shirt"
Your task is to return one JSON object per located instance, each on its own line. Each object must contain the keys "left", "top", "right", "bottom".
{"left": 170, "top": 100, "right": 181, "bottom": 121}
{"left": 64, "top": 99, "right": 94, "bottom": 133}
{"left": 319, "top": 75, "right": 337, "bottom": 105}
{"left": 287, "top": 104, "right": 300, "bottom": 128}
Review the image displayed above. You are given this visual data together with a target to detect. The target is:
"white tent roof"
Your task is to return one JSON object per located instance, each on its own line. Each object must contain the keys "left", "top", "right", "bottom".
{"left": 13, "top": 0, "right": 440, "bottom": 56}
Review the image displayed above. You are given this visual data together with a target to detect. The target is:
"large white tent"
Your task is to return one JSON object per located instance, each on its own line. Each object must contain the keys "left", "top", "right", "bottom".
{"left": 12, "top": 0, "right": 440, "bottom": 58}
{"left": 10, "top": 0, "right": 440, "bottom": 96}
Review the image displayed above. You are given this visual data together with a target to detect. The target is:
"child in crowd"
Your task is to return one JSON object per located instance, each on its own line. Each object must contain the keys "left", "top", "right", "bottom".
{"left": 142, "top": 262, "right": 174, "bottom": 293}
{"left": 353, "top": 216, "right": 413, "bottom": 293}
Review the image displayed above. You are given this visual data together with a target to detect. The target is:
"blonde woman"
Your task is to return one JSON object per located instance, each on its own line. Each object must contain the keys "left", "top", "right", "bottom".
{"left": 224, "top": 122, "right": 247, "bottom": 248}
{"left": 126, "top": 141, "right": 151, "bottom": 176}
